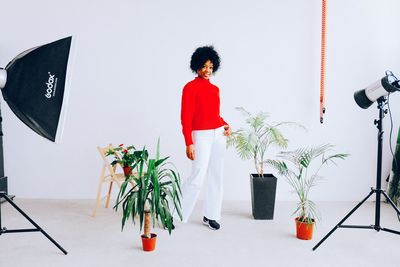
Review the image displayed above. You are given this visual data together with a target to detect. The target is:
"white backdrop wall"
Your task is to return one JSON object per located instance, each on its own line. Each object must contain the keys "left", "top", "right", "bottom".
{"left": 0, "top": 0, "right": 399, "bottom": 201}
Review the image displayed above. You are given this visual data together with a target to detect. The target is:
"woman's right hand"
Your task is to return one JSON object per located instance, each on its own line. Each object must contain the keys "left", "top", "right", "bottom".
{"left": 186, "top": 145, "right": 195, "bottom": 160}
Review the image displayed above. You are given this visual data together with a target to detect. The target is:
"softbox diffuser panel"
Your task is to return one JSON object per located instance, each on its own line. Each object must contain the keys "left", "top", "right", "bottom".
{"left": 2, "top": 36, "right": 72, "bottom": 142}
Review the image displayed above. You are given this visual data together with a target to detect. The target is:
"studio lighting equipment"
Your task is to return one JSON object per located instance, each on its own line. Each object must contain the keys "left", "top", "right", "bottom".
{"left": 313, "top": 71, "right": 400, "bottom": 251}
{"left": 0, "top": 37, "right": 73, "bottom": 255}
{"left": 354, "top": 70, "right": 400, "bottom": 109}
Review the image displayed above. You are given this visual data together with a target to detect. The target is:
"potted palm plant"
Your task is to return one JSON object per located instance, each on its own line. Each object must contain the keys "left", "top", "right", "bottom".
{"left": 114, "top": 139, "right": 182, "bottom": 251}
{"left": 228, "top": 107, "right": 302, "bottom": 219}
{"left": 268, "top": 144, "right": 348, "bottom": 240}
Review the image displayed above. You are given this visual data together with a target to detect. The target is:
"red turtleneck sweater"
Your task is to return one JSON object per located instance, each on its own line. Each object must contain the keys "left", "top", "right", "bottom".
{"left": 181, "top": 77, "right": 228, "bottom": 146}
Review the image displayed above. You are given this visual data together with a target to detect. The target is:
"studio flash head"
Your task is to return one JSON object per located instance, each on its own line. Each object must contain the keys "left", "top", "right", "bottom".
{"left": 354, "top": 71, "right": 400, "bottom": 109}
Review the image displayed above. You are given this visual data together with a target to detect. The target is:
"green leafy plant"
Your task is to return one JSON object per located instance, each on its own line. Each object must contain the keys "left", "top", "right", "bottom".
{"left": 114, "top": 139, "right": 182, "bottom": 236}
{"left": 388, "top": 127, "right": 400, "bottom": 206}
{"left": 268, "top": 144, "right": 348, "bottom": 224}
{"left": 228, "top": 107, "right": 303, "bottom": 176}
{"left": 106, "top": 144, "right": 138, "bottom": 168}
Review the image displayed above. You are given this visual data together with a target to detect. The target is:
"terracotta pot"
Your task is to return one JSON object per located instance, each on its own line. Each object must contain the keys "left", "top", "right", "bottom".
{"left": 123, "top": 166, "right": 133, "bottom": 176}
{"left": 141, "top": 233, "right": 157, "bottom": 251}
{"left": 295, "top": 217, "right": 315, "bottom": 240}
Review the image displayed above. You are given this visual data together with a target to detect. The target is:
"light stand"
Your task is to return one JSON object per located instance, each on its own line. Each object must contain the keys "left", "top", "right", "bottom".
{"left": 0, "top": 192, "right": 67, "bottom": 254}
{"left": 0, "top": 37, "right": 72, "bottom": 255}
{"left": 0, "top": 104, "right": 67, "bottom": 255}
{"left": 313, "top": 97, "right": 400, "bottom": 251}
{"left": 0, "top": 102, "right": 14, "bottom": 203}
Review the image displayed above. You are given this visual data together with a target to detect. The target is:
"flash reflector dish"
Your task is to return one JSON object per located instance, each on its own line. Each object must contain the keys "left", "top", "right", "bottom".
{"left": 354, "top": 72, "right": 399, "bottom": 109}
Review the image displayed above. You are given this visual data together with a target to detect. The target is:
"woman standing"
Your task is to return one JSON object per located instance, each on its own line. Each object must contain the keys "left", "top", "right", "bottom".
{"left": 180, "top": 46, "right": 231, "bottom": 230}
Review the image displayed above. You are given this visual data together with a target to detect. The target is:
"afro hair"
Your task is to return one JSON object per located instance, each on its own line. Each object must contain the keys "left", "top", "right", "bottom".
{"left": 190, "top": 46, "right": 221, "bottom": 74}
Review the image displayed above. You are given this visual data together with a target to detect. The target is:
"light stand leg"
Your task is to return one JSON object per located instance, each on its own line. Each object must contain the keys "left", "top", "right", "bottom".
{"left": 0, "top": 192, "right": 67, "bottom": 255}
{"left": 382, "top": 190, "right": 400, "bottom": 216}
{"left": 380, "top": 191, "right": 400, "bottom": 235}
{"left": 312, "top": 189, "right": 375, "bottom": 251}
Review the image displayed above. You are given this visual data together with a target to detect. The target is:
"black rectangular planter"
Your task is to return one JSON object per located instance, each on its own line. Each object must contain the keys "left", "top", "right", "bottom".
{"left": 250, "top": 174, "right": 277, "bottom": 220}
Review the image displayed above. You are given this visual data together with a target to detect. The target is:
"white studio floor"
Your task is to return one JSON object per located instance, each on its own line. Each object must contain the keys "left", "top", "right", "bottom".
{"left": 0, "top": 199, "right": 399, "bottom": 267}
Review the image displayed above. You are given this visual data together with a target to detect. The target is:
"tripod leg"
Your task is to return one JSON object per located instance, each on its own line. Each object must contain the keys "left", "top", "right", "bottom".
{"left": 381, "top": 191, "right": 400, "bottom": 215}
{"left": 313, "top": 190, "right": 374, "bottom": 251}
{"left": 380, "top": 191, "right": 400, "bottom": 234}
{"left": 1, "top": 194, "right": 68, "bottom": 255}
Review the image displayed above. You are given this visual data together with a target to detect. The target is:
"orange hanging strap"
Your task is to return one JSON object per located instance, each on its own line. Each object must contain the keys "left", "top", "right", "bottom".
{"left": 320, "top": 0, "right": 327, "bottom": 123}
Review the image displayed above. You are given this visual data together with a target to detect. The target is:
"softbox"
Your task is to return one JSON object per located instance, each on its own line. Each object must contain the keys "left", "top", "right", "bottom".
{"left": 0, "top": 36, "right": 73, "bottom": 142}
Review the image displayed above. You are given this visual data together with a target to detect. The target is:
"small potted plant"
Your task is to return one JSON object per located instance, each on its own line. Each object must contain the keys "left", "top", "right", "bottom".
{"left": 268, "top": 144, "right": 348, "bottom": 240}
{"left": 114, "top": 139, "right": 182, "bottom": 251}
{"left": 228, "top": 107, "right": 303, "bottom": 219}
{"left": 106, "top": 144, "right": 138, "bottom": 176}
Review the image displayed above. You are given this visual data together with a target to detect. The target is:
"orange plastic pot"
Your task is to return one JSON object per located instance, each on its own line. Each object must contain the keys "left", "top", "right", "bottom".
{"left": 295, "top": 217, "right": 315, "bottom": 240}
{"left": 141, "top": 233, "right": 157, "bottom": 251}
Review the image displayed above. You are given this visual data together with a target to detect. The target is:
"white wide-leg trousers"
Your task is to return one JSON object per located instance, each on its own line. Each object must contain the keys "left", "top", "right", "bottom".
{"left": 181, "top": 126, "right": 226, "bottom": 223}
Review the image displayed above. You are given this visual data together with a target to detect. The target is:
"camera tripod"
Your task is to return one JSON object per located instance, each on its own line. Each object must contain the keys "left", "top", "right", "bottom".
{"left": 0, "top": 191, "right": 67, "bottom": 254}
{"left": 313, "top": 97, "right": 400, "bottom": 250}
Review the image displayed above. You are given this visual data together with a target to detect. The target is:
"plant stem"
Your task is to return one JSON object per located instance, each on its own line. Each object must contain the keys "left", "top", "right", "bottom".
{"left": 144, "top": 210, "right": 151, "bottom": 238}
{"left": 254, "top": 156, "right": 259, "bottom": 176}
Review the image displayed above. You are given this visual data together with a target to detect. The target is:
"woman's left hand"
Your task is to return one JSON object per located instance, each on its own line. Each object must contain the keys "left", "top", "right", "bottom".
{"left": 223, "top": 125, "right": 232, "bottom": 136}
